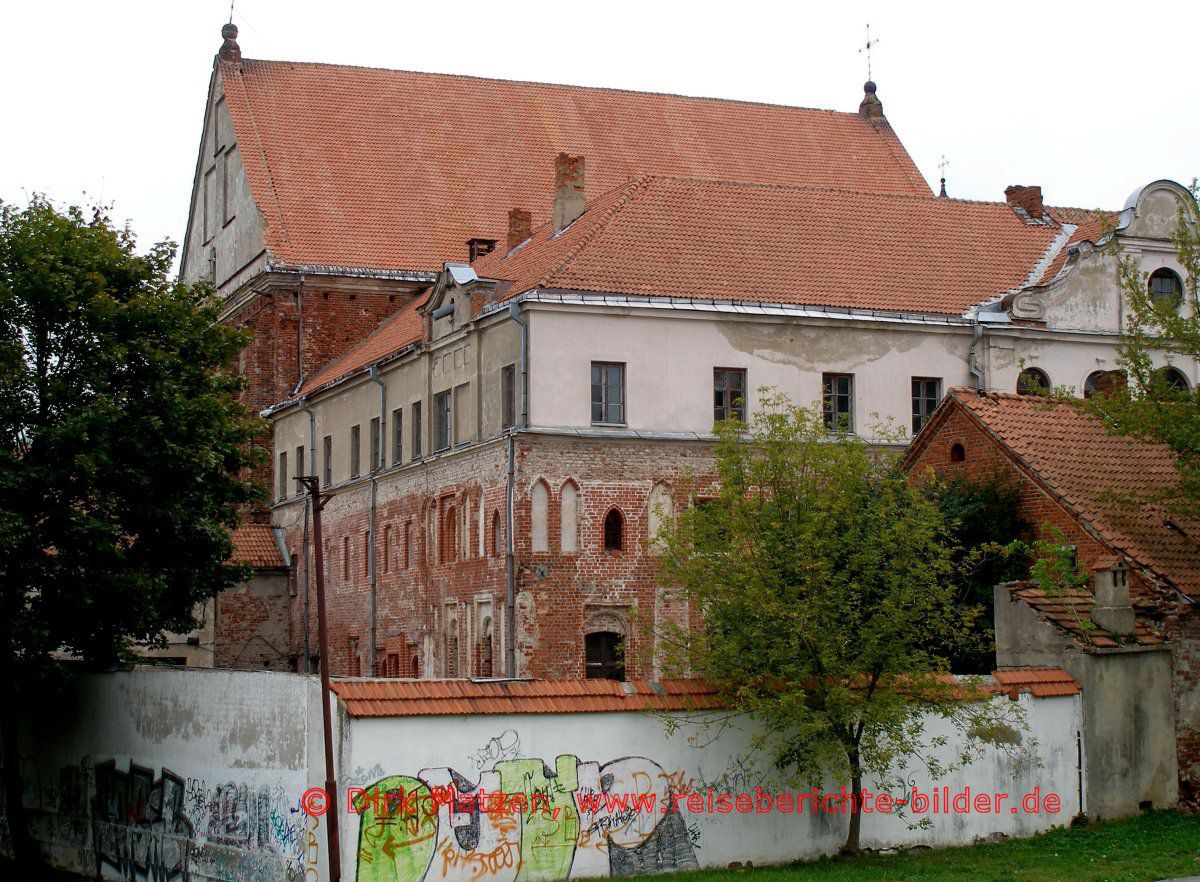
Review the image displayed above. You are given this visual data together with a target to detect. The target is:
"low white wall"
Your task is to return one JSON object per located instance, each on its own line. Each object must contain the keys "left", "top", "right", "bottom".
{"left": 15, "top": 668, "right": 325, "bottom": 882}
{"left": 340, "top": 692, "right": 1083, "bottom": 881}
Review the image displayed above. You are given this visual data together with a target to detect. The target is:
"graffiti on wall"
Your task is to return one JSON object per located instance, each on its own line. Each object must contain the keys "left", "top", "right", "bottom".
{"left": 33, "top": 759, "right": 306, "bottom": 882}
{"left": 355, "top": 755, "right": 699, "bottom": 882}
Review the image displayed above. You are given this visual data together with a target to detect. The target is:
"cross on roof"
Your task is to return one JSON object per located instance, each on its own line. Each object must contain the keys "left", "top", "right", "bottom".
{"left": 938, "top": 155, "right": 950, "bottom": 177}
{"left": 858, "top": 24, "right": 880, "bottom": 81}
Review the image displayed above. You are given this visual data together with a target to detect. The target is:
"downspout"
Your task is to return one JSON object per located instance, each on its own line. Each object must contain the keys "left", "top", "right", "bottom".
{"left": 505, "top": 301, "right": 529, "bottom": 678}
{"left": 293, "top": 272, "right": 306, "bottom": 395}
{"left": 968, "top": 319, "right": 986, "bottom": 391}
{"left": 297, "top": 397, "right": 317, "bottom": 673}
{"left": 368, "top": 365, "right": 387, "bottom": 675}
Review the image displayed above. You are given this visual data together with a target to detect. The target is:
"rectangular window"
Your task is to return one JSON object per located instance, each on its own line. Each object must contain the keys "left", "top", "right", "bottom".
{"left": 502, "top": 364, "right": 516, "bottom": 429}
{"left": 713, "top": 368, "right": 747, "bottom": 423}
{"left": 453, "top": 383, "right": 470, "bottom": 445}
{"left": 822, "top": 373, "right": 854, "bottom": 432}
{"left": 277, "top": 451, "right": 288, "bottom": 501}
{"left": 412, "top": 402, "right": 423, "bottom": 458}
{"left": 350, "top": 424, "right": 361, "bottom": 478}
{"left": 383, "top": 525, "right": 392, "bottom": 574}
{"left": 391, "top": 407, "right": 403, "bottom": 465}
{"left": 322, "top": 435, "right": 333, "bottom": 487}
{"left": 591, "top": 362, "right": 626, "bottom": 425}
{"left": 911, "top": 377, "right": 942, "bottom": 435}
{"left": 369, "top": 417, "right": 381, "bottom": 471}
{"left": 434, "top": 391, "right": 452, "bottom": 451}
{"left": 295, "top": 445, "right": 305, "bottom": 487}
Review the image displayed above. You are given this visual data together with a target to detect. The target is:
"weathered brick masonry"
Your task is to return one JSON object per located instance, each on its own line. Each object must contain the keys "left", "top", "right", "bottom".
{"left": 273, "top": 434, "right": 717, "bottom": 682}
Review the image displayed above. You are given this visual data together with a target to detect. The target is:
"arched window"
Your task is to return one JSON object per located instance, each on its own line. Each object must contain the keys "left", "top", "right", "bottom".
{"left": 584, "top": 632, "right": 625, "bottom": 681}
{"left": 477, "top": 488, "right": 485, "bottom": 558}
{"left": 560, "top": 481, "right": 579, "bottom": 553}
{"left": 491, "top": 510, "right": 503, "bottom": 557}
{"left": 478, "top": 617, "right": 494, "bottom": 678}
{"left": 1157, "top": 366, "right": 1190, "bottom": 392}
{"left": 531, "top": 481, "right": 549, "bottom": 552}
{"left": 1084, "top": 370, "right": 1127, "bottom": 399}
{"left": 1148, "top": 268, "right": 1184, "bottom": 310}
{"left": 950, "top": 443, "right": 965, "bottom": 463}
{"left": 603, "top": 508, "right": 624, "bottom": 552}
{"left": 1016, "top": 367, "right": 1051, "bottom": 396}
{"left": 441, "top": 506, "right": 458, "bottom": 563}
{"left": 445, "top": 620, "right": 459, "bottom": 678}
{"left": 411, "top": 655, "right": 421, "bottom": 679}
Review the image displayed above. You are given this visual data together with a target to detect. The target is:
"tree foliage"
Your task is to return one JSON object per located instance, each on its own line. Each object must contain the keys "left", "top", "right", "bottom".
{"left": 1094, "top": 180, "right": 1200, "bottom": 514}
{"left": 0, "top": 197, "right": 262, "bottom": 673}
{"left": 654, "top": 393, "right": 1024, "bottom": 854}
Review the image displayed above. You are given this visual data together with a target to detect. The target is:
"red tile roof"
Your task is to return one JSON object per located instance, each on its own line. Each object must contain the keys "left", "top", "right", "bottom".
{"left": 230, "top": 523, "right": 287, "bottom": 569}
{"left": 218, "top": 60, "right": 932, "bottom": 273}
{"left": 473, "top": 176, "right": 1063, "bottom": 315}
{"left": 1004, "top": 584, "right": 1164, "bottom": 650}
{"left": 298, "top": 291, "right": 427, "bottom": 395}
{"left": 930, "top": 389, "right": 1200, "bottom": 597}
{"left": 1038, "top": 206, "right": 1119, "bottom": 283}
{"left": 329, "top": 678, "right": 725, "bottom": 718}
{"left": 330, "top": 671, "right": 1075, "bottom": 717}
{"left": 991, "top": 666, "right": 1082, "bottom": 697}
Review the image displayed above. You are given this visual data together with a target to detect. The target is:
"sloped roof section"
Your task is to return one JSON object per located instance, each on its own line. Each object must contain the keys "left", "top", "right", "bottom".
{"left": 1038, "top": 206, "right": 1119, "bottom": 283}
{"left": 948, "top": 389, "right": 1200, "bottom": 597}
{"left": 231, "top": 523, "right": 286, "bottom": 569}
{"left": 1004, "top": 584, "right": 1164, "bottom": 650}
{"left": 991, "top": 666, "right": 1082, "bottom": 696}
{"left": 218, "top": 60, "right": 932, "bottom": 272}
{"left": 474, "top": 177, "right": 1063, "bottom": 315}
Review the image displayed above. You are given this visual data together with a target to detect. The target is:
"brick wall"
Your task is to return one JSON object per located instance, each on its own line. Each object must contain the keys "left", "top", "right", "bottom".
{"left": 214, "top": 571, "right": 291, "bottom": 669}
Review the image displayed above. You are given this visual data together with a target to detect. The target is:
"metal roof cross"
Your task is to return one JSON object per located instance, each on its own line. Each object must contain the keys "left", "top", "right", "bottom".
{"left": 859, "top": 24, "right": 880, "bottom": 81}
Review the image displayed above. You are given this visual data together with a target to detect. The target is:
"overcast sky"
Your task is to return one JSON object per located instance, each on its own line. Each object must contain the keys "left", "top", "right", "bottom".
{"left": 4, "top": 0, "right": 1196, "bottom": 255}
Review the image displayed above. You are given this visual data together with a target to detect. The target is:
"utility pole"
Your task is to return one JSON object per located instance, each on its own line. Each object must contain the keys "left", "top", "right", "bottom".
{"left": 299, "top": 475, "right": 341, "bottom": 882}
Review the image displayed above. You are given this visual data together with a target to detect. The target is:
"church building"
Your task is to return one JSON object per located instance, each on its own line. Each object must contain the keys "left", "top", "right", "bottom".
{"left": 180, "top": 24, "right": 1198, "bottom": 681}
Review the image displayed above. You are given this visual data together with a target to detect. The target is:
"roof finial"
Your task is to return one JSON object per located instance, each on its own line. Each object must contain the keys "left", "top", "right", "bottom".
{"left": 938, "top": 155, "right": 950, "bottom": 198}
{"left": 218, "top": 22, "right": 241, "bottom": 63}
{"left": 857, "top": 25, "right": 885, "bottom": 122}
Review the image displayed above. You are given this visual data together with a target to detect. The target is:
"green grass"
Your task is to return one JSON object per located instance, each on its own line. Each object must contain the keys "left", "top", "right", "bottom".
{"left": 636, "top": 812, "right": 1200, "bottom": 882}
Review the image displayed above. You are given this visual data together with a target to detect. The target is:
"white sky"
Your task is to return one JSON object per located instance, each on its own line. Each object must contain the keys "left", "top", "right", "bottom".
{"left": 3, "top": 0, "right": 1197, "bottom": 255}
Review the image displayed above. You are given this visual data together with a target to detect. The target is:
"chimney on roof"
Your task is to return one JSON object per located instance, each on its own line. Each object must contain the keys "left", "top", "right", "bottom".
{"left": 1091, "top": 557, "right": 1135, "bottom": 637}
{"left": 467, "top": 238, "right": 498, "bottom": 263}
{"left": 1005, "top": 185, "right": 1046, "bottom": 220}
{"left": 218, "top": 23, "right": 241, "bottom": 63}
{"left": 858, "top": 81, "right": 885, "bottom": 122}
{"left": 507, "top": 209, "right": 532, "bottom": 253}
{"left": 553, "top": 153, "right": 586, "bottom": 233}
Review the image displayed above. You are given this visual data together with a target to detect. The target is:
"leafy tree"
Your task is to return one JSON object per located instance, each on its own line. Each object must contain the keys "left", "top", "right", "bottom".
{"left": 925, "top": 471, "right": 1029, "bottom": 673}
{"left": 654, "top": 393, "right": 1023, "bottom": 855}
{"left": 1094, "top": 180, "right": 1200, "bottom": 514}
{"left": 0, "top": 197, "right": 261, "bottom": 869}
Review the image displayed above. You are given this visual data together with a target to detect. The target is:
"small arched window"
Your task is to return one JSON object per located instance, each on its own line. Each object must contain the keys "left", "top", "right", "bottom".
{"left": 1148, "top": 268, "right": 1184, "bottom": 310}
{"left": 491, "top": 510, "right": 503, "bottom": 557}
{"left": 950, "top": 443, "right": 965, "bottom": 463}
{"left": 411, "top": 655, "right": 421, "bottom": 679}
{"left": 584, "top": 631, "right": 625, "bottom": 681}
{"left": 1157, "top": 366, "right": 1190, "bottom": 393}
{"left": 603, "top": 508, "right": 624, "bottom": 552}
{"left": 531, "top": 481, "right": 549, "bottom": 552}
{"left": 1084, "top": 370, "right": 1127, "bottom": 399}
{"left": 1016, "top": 367, "right": 1051, "bottom": 396}
{"left": 445, "top": 620, "right": 459, "bottom": 678}
{"left": 441, "top": 507, "right": 458, "bottom": 563}
{"left": 560, "top": 481, "right": 579, "bottom": 553}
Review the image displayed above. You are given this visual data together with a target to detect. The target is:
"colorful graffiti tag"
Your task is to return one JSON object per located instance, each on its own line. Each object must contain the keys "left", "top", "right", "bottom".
{"left": 355, "top": 756, "right": 699, "bottom": 882}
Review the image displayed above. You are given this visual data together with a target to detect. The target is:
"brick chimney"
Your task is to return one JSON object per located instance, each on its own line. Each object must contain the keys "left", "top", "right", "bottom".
{"left": 1091, "top": 557, "right": 1135, "bottom": 637}
{"left": 858, "top": 81, "right": 885, "bottom": 122}
{"left": 553, "top": 153, "right": 586, "bottom": 233}
{"left": 218, "top": 23, "right": 241, "bottom": 63}
{"left": 1005, "top": 185, "right": 1045, "bottom": 220}
{"left": 507, "top": 209, "right": 532, "bottom": 253}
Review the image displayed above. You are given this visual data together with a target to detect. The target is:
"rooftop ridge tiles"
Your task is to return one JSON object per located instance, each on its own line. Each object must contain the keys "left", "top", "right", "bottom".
{"left": 223, "top": 58, "right": 879, "bottom": 119}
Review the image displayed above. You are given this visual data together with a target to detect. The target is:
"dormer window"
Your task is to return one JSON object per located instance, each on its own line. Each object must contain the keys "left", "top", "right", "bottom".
{"left": 1148, "top": 268, "right": 1183, "bottom": 310}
